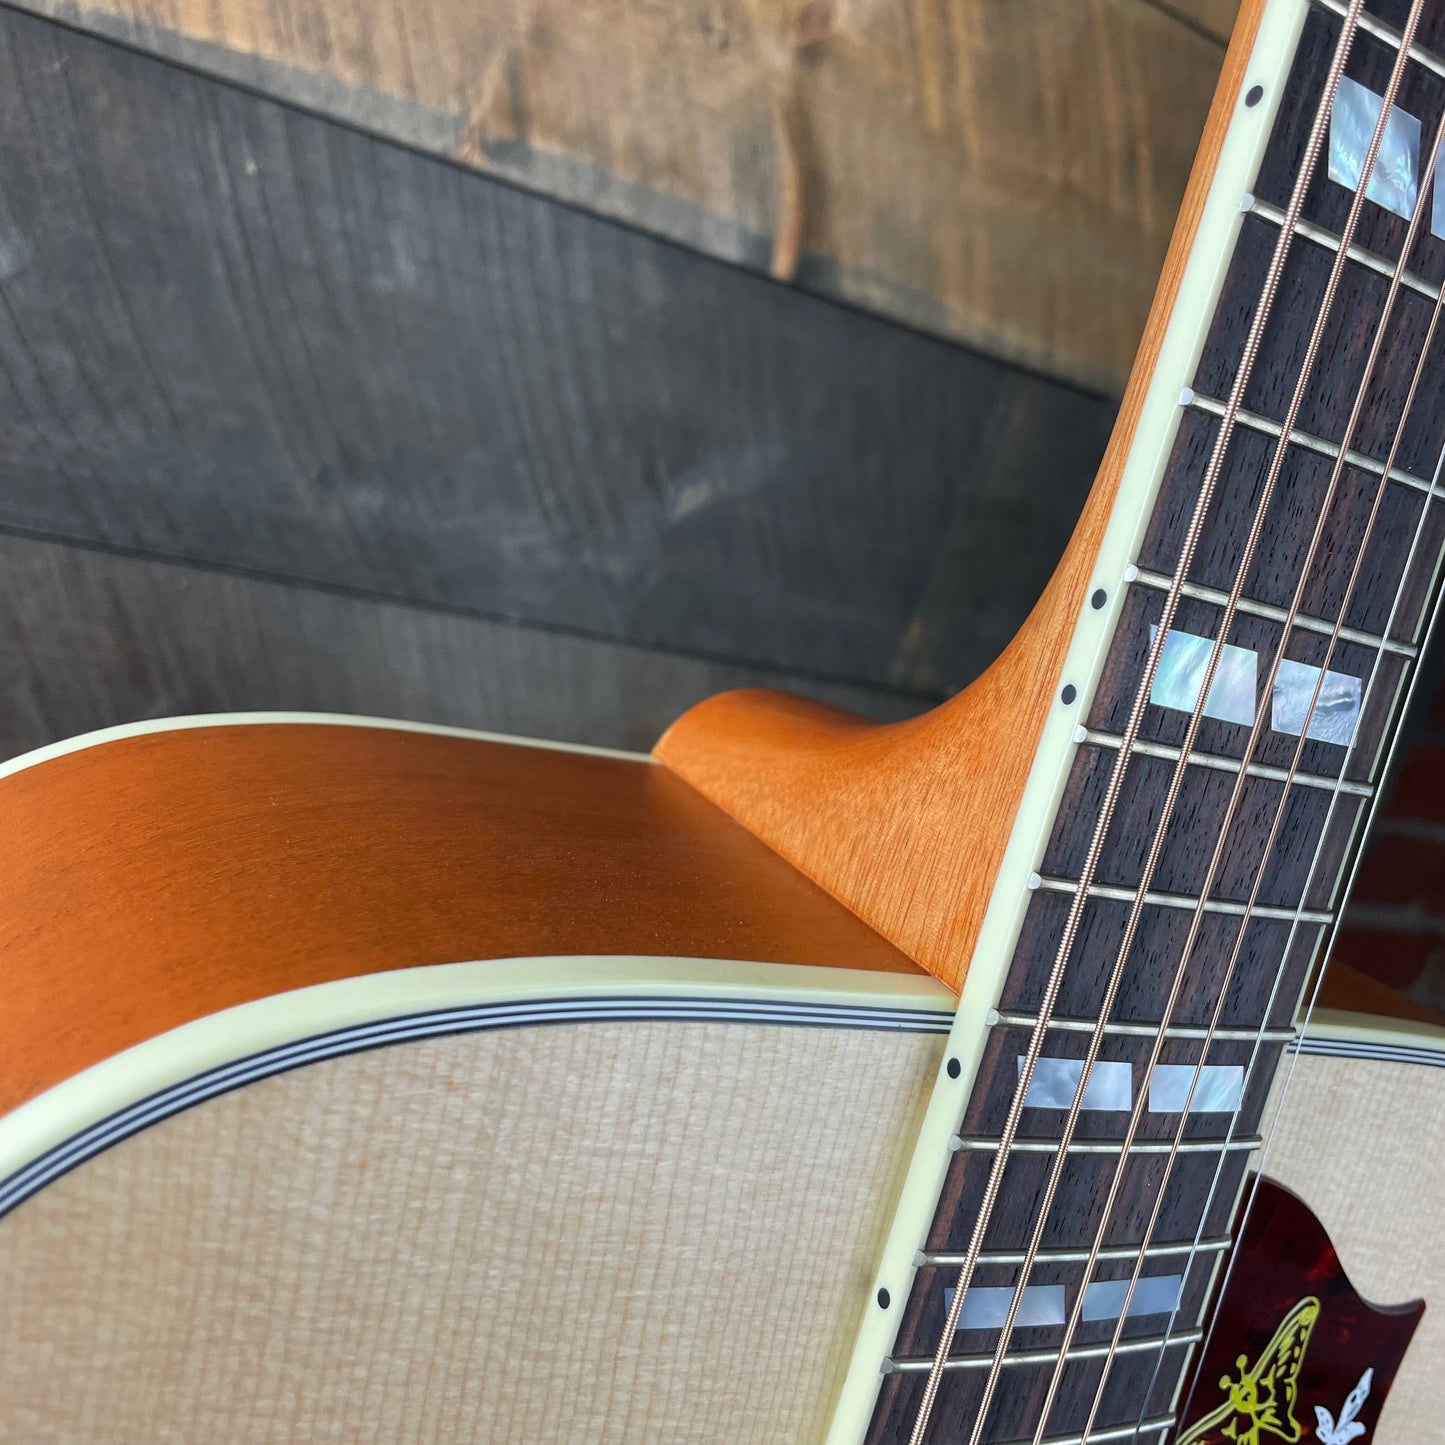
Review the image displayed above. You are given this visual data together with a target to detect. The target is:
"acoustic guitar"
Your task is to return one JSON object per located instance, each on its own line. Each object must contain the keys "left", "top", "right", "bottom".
{"left": 3, "top": 0, "right": 1444, "bottom": 1440}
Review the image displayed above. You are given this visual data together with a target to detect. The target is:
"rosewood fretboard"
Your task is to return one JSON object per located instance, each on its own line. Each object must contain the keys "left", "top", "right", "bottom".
{"left": 870, "top": 3, "right": 1445, "bottom": 1440}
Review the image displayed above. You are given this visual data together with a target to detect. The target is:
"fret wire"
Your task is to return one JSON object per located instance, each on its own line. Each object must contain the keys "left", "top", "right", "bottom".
{"left": 949, "top": 1136, "right": 1261, "bottom": 1157}
{"left": 1244, "top": 195, "right": 1442, "bottom": 303}
{"left": 1182, "top": 389, "right": 1443, "bottom": 503}
{"left": 1032, "top": 875, "right": 1335, "bottom": 926}
{"left": 1079, "top": 727, "right": 1375, "bottom": 796}
{"left": 921, "top": 1236, "right": 1233, "bottom": 1269}
{"left": 886, "top": 1330, "right": 1203, "bottom": 1374}
{"left": 1310, "top": 0, "right": 1445, "bottom": 78}
{"left": 1052, "top": 12, "right": 1434, "bottom": 1439}
{"left": 1131, "top": 565, "right": 1417, "bottom": 657}
{"left": 991, "top": 1011, "right": 1298, "bottom": 1044}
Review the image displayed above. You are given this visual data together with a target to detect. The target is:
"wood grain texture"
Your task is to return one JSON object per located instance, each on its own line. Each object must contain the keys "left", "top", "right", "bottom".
{"left": 1265, "top": 1052, "right": 1445, "bottom": 1445}
{"left": 3, "top": 0, "right": 1235, "bottom": 393}
{"left": 0, "top": 533, "right": 920, "bottom": 762}
{"left": 0, "top": 721, "right": 923, "bottom": 1119}
{"left": 0, "top": 5, "right": 1115, "bottom": 700}
{"left": 656, "top": 0, "right": 1268, "bottom": 993}
{"left": 0, "top": 1021, "right": 943, "bottom": 1442}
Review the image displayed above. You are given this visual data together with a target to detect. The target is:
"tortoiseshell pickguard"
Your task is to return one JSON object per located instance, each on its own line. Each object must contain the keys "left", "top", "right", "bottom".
{"left": 1174, "top": 1176, "right": 1423, "bottom": 1445}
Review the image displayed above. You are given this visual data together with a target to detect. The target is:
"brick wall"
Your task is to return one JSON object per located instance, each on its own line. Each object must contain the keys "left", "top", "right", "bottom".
{"left": 1332, "top": 668, "right": 1445, "bottom": 1018}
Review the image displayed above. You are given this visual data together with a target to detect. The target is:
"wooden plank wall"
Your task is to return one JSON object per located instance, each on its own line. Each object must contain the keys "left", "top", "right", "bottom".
{"left": 2, "top": 0, "right": 1240, "bottom": 394}
{"left": 0, "top": 1, "right": 1234, "bottom": 761}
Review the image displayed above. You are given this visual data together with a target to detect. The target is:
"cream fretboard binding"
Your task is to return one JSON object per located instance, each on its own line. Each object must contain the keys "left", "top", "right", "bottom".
{"left": 846, "top": 1, "right": 1445, "bottom": 1441}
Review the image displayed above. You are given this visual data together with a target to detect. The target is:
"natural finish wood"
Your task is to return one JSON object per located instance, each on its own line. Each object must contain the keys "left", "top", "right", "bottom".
{"left": 1266, "top": 1052, "right": 1445, "bottom": 1445}
{"left": 0, "top": 5, "right": 1115, "bottom": 700}
{"left": 0, "top": 1020, "right": 943, "bottom": 1442}
{"left": 0, "top": 533, "right": 918, "bottom": 763}
{"left": 656, "top": 0, "right": 1268, "bottom": 994}
{"left": 2, "top": 0, "right": 1235, "bottom": 393}
{"left": 0, "top": 721, "right": 922, "bottom": 1119}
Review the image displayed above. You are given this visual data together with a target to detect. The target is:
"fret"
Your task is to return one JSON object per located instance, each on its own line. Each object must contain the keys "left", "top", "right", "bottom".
{"left": 867, "top": 1335, "right": 1184, "bottom": 1439}
{"left": 1033, "top": 875, "right": 1334, "bottom": 924}
{"left": 1006, "top": 891, "right": 1324, "bottom": 1032}
{"left": 991, "top": 1011, "right": 1299, "bottom": 1044}
{"left": 921, "top": 1235, "right": 1234, "bottom": 1269}
{"left": 932, "top": 1266, "right": 1209, "bottom": 1339}
{"left": 1042, "top": 746, "right": 1362, "bottom": 909}
{"left": 1089, "top": 590, "right": 1408, "bottom": 784}
{"left": 866, "top": 1336, "right": 1195, "bottom": 1444}
{"left": 1197, "top": 217, "right": 1445, "bottom": 465}
{"left": 950, "top": 1137, "right": 1261, "bottom": 1156}
{"left": 1247, "top": 191, "right": 1444, "bottom": 297}
{"left": 1142, "top": 409, "right": 1445, "bottom": 657}
{"left": 883, "top": 1247, "right": 1221, "bottom": 1434}
{"left": 1129, "top": 564, "right": 1419, "bottom": 656}
{"left": 960, "top": 1027, "right": 1279, "bottom": 1140}
{"left": 927, "top": 1147, "right": 1248, "bottom": 1255}
{"left": 1079, "top": 726, "right": 1376, "bottom": 795}
{"left": 885, "top": 1332, "right": 1204, "bottom": 1373}
{"left": 1256, "top": 8, "right": 1445, "bottom": 281}
{"left": 1182, "top": 390, "right": 1443, "bottom": 504}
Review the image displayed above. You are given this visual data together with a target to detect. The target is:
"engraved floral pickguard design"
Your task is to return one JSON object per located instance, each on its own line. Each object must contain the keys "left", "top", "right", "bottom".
{"left": 1177, "top": 1297, "right": 1320, "bottom": 1445}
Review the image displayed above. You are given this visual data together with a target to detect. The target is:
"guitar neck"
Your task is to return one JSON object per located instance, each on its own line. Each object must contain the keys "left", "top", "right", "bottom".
{"left": 665, "top": 0, "right": 1445, "bottom": 1439}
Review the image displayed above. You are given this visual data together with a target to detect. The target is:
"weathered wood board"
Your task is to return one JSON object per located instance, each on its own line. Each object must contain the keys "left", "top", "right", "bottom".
{"left": 0, "top": 533, "right": 919, "bottom": 762}
{"left": 0, "top": 5, "right": 1116, "bottom": 703}
{"left": 7, "top": 0, "right": 1237, "bottom": 392}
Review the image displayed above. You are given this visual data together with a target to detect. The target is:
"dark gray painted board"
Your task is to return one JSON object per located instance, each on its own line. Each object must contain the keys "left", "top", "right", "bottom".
{"left": 0, "top": 534, "right": 920, "bottom": 761}
{"left": 0, "top": 6, "right": 1115, "bottom": 700}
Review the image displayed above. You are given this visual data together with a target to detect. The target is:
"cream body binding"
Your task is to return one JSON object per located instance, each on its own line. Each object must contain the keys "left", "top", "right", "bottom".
{"left": 0, "top": 962, "right": 953, "bottom": 1443}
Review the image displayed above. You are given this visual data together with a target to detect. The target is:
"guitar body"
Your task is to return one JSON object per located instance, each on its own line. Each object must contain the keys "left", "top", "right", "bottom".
{"left": 0, "top": 716, "right": 954, "bottom": 1442}
{"left": 0, "top": 716, "right": 1439, "bottom": 1442}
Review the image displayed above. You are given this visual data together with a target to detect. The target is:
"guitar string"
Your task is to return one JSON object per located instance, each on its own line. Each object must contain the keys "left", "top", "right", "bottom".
{"left": 905, "top": 5, "right": 1377, "bottom": 1440}
{"left": 1060, "top": 31, "right": 1445, "bottom": 1445}
{"left": 904, "top": 4, "right": 1368, "bottom": 1433}
{"left": 1152, "top": 102, "right": 1445, "bottom": 1445}
{"left": 1148, "top": 383, "right": 1445, "bottom": 1445}
{"left": 999, "top": 8, "right": 1433, "bottom": 1438}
